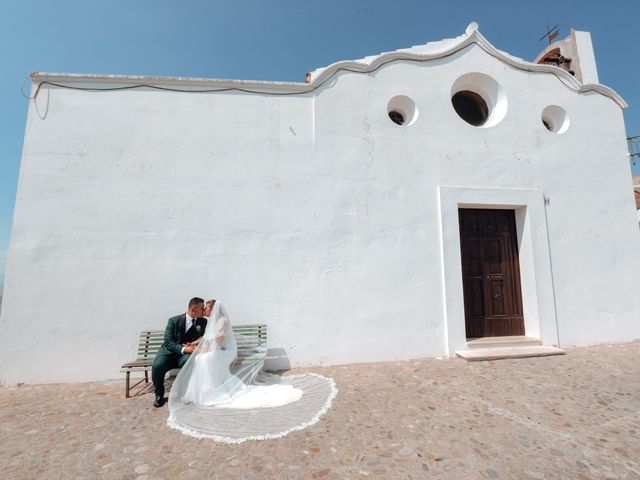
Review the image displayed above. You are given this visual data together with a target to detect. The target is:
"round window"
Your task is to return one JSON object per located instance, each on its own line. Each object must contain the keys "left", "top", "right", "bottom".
{"left": 450, "top": 73, "right": 507, "bottom": 128}
{"left": 451, "top": 91, "right": 489, "bottom": 127}
{"left": 387, "top": 95, "right": 418, "bottom": 126}
{"left": 541, "top": 105, "right": 570, "bottom": 134}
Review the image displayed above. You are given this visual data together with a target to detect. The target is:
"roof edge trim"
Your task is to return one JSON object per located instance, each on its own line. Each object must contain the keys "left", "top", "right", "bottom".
{"left": 309, "top": 22, "right": 627, "bottom": 109}
{"left": 28, "top": 23, "right": 627, "bottom": 108}
{"left": 29, "top": 72, "right": 311, "bottom": 93}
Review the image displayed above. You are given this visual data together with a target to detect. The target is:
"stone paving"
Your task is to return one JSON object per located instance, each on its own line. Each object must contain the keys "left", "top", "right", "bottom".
{"left": 1, "top": 342, "right": 640, "bottom": 480}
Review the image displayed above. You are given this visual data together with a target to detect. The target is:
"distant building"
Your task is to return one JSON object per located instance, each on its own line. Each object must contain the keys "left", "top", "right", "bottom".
{"left": 2, "top": 24, "right": 639, "bottom": 384}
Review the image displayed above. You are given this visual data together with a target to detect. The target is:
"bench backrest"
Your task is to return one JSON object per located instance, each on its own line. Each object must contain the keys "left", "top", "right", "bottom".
{"left": 135, "top": 324, "right": 267, "bottom": 362}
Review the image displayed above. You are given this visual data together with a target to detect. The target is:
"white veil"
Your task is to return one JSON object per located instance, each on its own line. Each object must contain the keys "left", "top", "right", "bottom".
{"left": 167, "top": 301, "right": 338, "bottom": 443}
{"left": 168, "top": 302, "right": 249, "bottom": 408}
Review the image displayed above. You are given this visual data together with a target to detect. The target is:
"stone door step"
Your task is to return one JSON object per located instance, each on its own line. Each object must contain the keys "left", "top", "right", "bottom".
{"left": 466, "top": 336, "right": 542, "bottom": 349}
{"left": 455, "top": 345, "right": 566, "bottom": 362}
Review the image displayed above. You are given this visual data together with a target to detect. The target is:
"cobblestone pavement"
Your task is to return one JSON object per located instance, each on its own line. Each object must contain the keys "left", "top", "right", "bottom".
{"left": 1, "top": 343, "right": 639, "bottom": 480}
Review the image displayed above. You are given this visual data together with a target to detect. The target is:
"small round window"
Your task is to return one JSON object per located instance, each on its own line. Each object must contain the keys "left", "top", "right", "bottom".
{"left": 541, "top": 105, "right": 570, "bottom": 134}
{"left": 387, "top": 95, "right": 418, "bottom": 126}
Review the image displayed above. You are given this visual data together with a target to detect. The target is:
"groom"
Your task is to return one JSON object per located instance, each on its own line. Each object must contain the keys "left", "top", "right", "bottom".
{"left": 152, "top": 297, "right": 208, "bottom": 407}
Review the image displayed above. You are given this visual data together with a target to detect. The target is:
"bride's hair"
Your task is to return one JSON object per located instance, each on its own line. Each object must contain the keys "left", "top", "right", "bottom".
{"left": 205, "top": 299, "right": 216, "bottom": 310}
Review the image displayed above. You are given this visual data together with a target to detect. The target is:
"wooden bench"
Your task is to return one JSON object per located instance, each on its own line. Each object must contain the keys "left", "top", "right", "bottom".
{"left": 120, "top": 324, "right": 267, "bottom": 398}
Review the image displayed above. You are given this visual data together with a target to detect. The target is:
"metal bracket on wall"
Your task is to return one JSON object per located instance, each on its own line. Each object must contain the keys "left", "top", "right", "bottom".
{"left": 628, "top": 135, "right": 640, "bottom": 166}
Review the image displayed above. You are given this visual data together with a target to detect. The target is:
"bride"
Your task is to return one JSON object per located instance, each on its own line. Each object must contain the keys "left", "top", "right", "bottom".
{"left": 169, "top": 300, "right": 302, "bottom": 409}
{"left": 167, "top": 299, "right": 338, "bottom": 442}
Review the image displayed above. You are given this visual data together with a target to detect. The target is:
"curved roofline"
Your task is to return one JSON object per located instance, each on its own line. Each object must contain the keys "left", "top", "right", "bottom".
{"left": 308, "top": 22, "right": 627, "bottom": 109}
{"left": 29, "top": 23, "right": 626, "bottom": 108}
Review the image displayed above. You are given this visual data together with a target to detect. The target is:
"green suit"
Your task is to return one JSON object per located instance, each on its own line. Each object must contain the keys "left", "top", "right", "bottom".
{"left": 151, "top": 314, "right": 207, "bottom": 398}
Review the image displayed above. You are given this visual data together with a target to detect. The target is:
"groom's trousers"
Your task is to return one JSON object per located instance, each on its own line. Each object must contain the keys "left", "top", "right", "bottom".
{"left": 151, "top": 351, "right": 191, "bottom": 398}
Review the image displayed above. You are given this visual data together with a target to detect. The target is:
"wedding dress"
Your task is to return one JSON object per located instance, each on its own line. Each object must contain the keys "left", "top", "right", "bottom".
{"left": 167, "top": 302, "right": 337, "bottom": 443}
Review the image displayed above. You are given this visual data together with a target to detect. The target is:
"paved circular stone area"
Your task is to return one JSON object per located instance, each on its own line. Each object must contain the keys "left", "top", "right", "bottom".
{"left": 1, "top": 342, "right": 639, "bottom": 479}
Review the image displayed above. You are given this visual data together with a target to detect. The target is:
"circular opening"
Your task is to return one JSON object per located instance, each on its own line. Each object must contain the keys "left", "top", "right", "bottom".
{"left": 387, "top": 95, "right": 418, "bottom": 126}
{"left": 450, "top": 73, "right": 507, "bottom": 128}
{"left": 451, "top": 91, "right": 489, "bottom": 127}
{"left": 541, "top": 105, "right": 570, "bottom": 134}
{"left": 388, "top": 110, "right": 405, "bottom": 125}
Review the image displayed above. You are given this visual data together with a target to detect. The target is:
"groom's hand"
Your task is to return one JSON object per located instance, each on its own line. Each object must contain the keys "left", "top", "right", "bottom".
{"left": 183, "top": 344, "right": 196, "bottom": 354}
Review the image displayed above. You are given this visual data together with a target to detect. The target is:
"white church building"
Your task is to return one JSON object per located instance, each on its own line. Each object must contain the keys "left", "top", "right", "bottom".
{"left": 2, "top": 23, "right": 639, "bottom": 384}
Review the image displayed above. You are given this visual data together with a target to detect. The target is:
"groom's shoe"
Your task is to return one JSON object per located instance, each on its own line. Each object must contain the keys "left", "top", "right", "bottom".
{"left": 153, "top": 395, "right": 165, "bottom": 408}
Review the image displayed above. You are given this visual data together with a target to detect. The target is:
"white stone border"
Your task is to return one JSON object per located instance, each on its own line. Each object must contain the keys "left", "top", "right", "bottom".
{"left": 438, "top": 186, "right": 560, "bottom": 355}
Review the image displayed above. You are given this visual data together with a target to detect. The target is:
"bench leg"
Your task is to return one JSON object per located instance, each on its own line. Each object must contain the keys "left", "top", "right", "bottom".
{"left": 125, "top": 371, "right": 131, "bottom": 398}
{"left": 124, "top": 370, "right": 154, "bottom": 398}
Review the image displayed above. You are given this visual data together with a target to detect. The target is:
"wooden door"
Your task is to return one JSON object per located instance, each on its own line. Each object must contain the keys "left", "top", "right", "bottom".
{"left": 459, "top": 209, "right": 524, "bottom": 338}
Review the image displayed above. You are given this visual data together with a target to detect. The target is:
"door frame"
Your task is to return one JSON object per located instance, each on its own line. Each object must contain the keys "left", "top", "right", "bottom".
{"left": 438, "top": 186, "right": 559, "bottom": 356}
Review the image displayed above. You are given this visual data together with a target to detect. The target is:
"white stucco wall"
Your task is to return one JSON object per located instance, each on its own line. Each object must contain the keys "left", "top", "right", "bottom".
{"left": 2, "top": 29, "right": 639, "bottom": 384}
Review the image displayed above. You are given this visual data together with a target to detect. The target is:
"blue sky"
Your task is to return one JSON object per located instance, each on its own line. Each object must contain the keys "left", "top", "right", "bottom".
{"left": 1, "top": 0, "right": 639, "bottom": 286}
